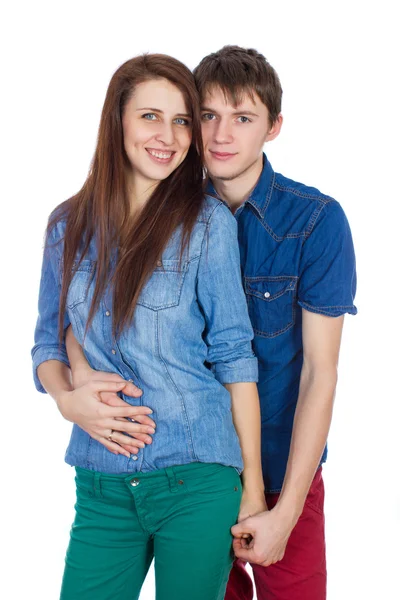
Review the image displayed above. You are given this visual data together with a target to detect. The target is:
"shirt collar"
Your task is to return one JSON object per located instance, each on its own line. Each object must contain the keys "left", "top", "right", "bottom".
{"left": 205, "top": 153, "right": 275, "bottom": 219}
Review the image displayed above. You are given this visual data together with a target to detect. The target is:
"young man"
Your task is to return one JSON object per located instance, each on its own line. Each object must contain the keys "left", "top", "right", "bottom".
{"left": 59, "top": 46, "right": 356, "bottom": 600}
{"left": 192, "top": 46, "right": 357, "bottom": 600}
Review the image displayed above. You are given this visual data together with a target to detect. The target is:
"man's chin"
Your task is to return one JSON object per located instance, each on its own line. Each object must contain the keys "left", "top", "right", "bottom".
{"left": 207, "top": 169, "right": 241, "bottom": 182}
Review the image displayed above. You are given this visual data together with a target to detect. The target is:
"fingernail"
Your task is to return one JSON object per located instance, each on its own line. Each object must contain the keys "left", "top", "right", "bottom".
{"left": 148, "top": 428, "right": 155, "bottom": 433}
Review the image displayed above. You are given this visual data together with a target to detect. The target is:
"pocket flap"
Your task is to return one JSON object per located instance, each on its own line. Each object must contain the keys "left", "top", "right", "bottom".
{"left": 245, "top": 276, "right": 297, "bottom": 302}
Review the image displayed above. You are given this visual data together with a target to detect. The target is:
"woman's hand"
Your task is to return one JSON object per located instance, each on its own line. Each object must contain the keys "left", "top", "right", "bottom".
{"left": 238, "top": 487, "right": 268, "bottom": 523}
{"left": 56, "top": 378, "right": 156, "bottom": 458}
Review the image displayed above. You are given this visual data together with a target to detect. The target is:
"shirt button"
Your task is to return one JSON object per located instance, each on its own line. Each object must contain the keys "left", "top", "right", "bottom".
{"left": 264, "top": 291, "right": 271, "bottom": 298}
{"left": 105, "top": 310, "right": 110, "bottom": 316}
{"left": 130, "top": 478, "right": 140, "bottom": 486}
{"left": 131, "top": 455, "right": 138, "bottom": 461}
{"left": 111, "top": 349, "right": 116, "bottom": 355}
{"left": 128, "top": 379, "right": 133, "bottom": 383}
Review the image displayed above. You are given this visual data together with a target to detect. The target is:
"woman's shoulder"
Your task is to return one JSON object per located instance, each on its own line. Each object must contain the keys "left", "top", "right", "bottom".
{"left": 46, "top": 200, "right": 71, "bottom": 241}
{"left": 198, "top": 194, "right": 234, "bottom": 226}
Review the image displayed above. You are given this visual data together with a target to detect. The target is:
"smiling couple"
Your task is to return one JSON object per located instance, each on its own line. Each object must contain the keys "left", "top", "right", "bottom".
{"left": 32, "top": 45, "right": 357, "bottom": 600}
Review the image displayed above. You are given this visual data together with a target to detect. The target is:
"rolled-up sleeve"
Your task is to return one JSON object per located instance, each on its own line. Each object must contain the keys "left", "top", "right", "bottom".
{"left": 31, "top": 223, "right": 70, "bottom": 393}
{"left": 298, "top": 200, "right": 357, "bottom": 317}
{"left": 196, "top": 202, "right": 258, "bottom": 385}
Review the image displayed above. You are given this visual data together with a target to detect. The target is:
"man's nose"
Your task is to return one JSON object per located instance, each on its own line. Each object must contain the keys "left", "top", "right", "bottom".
{"left": 214, "top": 120, "right": 233, "bottom": 144}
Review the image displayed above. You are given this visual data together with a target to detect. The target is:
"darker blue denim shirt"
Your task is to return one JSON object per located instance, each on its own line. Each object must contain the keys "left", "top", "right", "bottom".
{"left": 207, "top": 154, "right": 357, "bottom": 492}
{"left": 32, "top": 196, "right": 258, "bottom": 475}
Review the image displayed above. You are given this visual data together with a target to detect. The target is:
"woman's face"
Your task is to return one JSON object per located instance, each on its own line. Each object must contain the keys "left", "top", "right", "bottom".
{"left": 122, "top": 78, "right": 192, "bottom": 191}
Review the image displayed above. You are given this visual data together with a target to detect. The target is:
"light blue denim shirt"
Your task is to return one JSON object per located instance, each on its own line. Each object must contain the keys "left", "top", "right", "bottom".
{"left": 32, "top": 196, "right": 258, "bottom": 474}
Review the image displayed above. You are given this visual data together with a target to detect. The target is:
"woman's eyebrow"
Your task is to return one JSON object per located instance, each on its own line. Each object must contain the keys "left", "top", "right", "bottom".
{"left": 136, "top": 107, "right": 191, "bottom": 117}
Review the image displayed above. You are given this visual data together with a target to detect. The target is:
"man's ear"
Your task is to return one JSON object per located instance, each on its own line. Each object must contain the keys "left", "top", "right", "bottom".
{"left": 265, "top": 114, "right": 283, "bottom": 143}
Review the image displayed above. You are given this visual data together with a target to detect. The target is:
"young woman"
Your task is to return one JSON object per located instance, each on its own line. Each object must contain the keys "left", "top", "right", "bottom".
{"left": 32, "top": 54, "right": 266, "bottom": 600}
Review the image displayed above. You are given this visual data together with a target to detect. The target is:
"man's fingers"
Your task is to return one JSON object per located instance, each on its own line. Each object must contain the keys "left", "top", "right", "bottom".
{"left": 103, "top": 418, "right": 155, "bottom": 436}
{"left": 231, "top": 520, "right": 255, "bottom": 538}
{"left": 121, "top": 382, "right": 143, "bottom": 397}
{"left": 99, "top": 392, "right": 132, "bottom": 407}
{"left": 90, "top": 380, "right": 127, "bottom": 393}
{"left": 109, "top": 431, "right": 144, "bottom": 450}
{"left": 114, "top": 414, "right": 156, "bottom": 428}
{"left": 92, "top": 434, "right": 130, "bottom": 458}
{"left": 112, "top": 426, "right": 153, "bottom": 444}
{"left": 106, "top": 405, "right": 155, "bottom": 422}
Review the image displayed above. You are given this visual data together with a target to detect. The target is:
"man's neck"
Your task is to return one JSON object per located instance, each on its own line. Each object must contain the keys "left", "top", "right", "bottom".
{"left": 211, "top": 155, "right": 264, "bottom": 213}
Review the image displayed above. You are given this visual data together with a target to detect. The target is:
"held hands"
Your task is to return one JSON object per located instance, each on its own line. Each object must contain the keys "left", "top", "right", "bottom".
{"left": 57, "top": 372, "right": 155, "bottom": 458}
{"left": 232, "top": 505, "right": 294, "bottom": 567}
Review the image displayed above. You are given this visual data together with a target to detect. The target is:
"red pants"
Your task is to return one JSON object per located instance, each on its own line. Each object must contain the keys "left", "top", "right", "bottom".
{"left": 225, "top": 468, "right": 326, "bottom": 600}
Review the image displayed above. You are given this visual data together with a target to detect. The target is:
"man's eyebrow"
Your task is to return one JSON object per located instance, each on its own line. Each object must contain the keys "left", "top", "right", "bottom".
{"left": 232, "top": 110, "right": 259, "bottom": 117}
{"left": 201, "top": 107, "right": 259, "bottom": 117}
{"left": 136, "top": 107, "right": 191, "bottom": 117}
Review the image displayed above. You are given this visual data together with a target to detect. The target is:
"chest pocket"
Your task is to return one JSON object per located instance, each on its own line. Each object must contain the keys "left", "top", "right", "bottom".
{"left": 137, "top": 259, "right": 188, "bottom": 311}
{"left": 66, "top": 260, "right": 96, "bottom": 309}
{"left": 245, "top": 276, "right": 298, "bottom": 338}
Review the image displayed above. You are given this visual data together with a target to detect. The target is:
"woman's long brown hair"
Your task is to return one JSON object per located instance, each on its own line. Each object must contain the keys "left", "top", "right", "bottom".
{"left": 49, "top": 54, "right": 205, "bottom": 339}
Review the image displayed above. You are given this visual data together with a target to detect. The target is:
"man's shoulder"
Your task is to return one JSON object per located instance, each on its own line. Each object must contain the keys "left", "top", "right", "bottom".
{"left": 264, "top": 172, "right": 342, "bottom": 238}
{"left": 273, "top": 172, "right": 334, "bottom": 206}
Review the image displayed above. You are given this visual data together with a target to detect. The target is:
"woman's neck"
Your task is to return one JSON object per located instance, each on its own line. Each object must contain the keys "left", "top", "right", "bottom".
{"left": 127, "top": 172, "right": 159, "bottom": 217}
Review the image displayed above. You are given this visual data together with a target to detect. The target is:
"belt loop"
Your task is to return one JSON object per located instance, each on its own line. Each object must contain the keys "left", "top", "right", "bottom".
{"left": 165, "top": 467, "right": 178, "bottom": 493}
{"left": 93, "top": 472, "right": 103, "bottom": 499}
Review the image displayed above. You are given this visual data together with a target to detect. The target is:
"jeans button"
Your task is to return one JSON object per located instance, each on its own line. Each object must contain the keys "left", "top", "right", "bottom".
{"left": 130, "top": 478, "right": 140, "bottom": 487}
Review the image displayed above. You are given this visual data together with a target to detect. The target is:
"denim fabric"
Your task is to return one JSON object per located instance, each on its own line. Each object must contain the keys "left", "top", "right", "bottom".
{"left": 32, "top": 196, "right": 258, "bottom": 474}
{"left": 207, "top": 155, "right": 357, "bottom": 492}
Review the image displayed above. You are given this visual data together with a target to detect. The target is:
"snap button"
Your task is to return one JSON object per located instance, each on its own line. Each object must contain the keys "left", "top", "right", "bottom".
{"left": 111, "top": 349, "right": 116, "bottom": 355}
{"left": 130, "top": 478, "right": 140, "bottom": 486}
{"left": 128, "top": 379, "right": 133, "bottom": 383}
{"left": 105, "top": 310, "right": 110, "bottom": 316}
{"left": 178, "top": 480, "right": 184, "bottom": 485}
{"left": 264, "top": 291, "right": 271, "bottom": 298}
{"left": 156, "top": 260, "right": 162, "bottom": 267}
{"left": 131, "top": 455, "right": 138, "bottom": 461}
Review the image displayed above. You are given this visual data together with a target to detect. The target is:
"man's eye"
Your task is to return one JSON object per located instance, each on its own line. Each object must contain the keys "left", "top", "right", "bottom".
{"left": 201, "top": 113, "right": 215, "bottom": 121}
{"left": 237, "top": 116, "right": 251, "bottom": 123}
{"left": 142, "top": 113, "right": 157, "bottom": 120}
{"left": 174, "top": 118, "right": 190, "bottom": 126}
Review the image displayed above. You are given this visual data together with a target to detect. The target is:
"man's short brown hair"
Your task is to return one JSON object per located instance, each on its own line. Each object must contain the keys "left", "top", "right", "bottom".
{"left": 193, "top": 45, "right": 282, "bottom": 124}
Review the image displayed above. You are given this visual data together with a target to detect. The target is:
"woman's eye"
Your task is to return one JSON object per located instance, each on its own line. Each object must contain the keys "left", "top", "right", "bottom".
{"left": 237, "top": 116, "right": 250, "bottom": 123}
{"left": 201, "top": 113, "right": 215, "bottom": 121}
{"left": 142, "top": 113, "right": 157, "bottom": 121}
{"left": 174, "top": 118, "right": 190, "bottom": 126}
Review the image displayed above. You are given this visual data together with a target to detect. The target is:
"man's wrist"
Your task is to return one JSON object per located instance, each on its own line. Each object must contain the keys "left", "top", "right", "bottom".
{"left": 71, "top": 365, "right": 95, "bottom": 388}
{"left": 273, "top": 495, "right": 304, "bottom": 528}
{"left": 54, "top": 388, "right": 73, "bottom": 418}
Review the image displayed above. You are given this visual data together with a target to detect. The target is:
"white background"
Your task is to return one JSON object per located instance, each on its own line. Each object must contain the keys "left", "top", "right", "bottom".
{"left": 1, "top": 1, "right": 399, "bottom": 598}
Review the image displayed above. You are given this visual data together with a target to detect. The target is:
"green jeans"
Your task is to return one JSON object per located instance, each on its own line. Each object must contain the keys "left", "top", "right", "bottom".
{"left": 60, "top": 462, "right": 242, "bottom": 600}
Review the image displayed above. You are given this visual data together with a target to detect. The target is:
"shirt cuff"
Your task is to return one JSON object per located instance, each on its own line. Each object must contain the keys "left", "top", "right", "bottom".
{"left": 32, "top": 345, "right": 70, "bottom": 393}
{"left": 212, "top": 357, "right": 259, "bottom": 385}
{"left": 298, "top": 300, "right": 358, "bottom": 318}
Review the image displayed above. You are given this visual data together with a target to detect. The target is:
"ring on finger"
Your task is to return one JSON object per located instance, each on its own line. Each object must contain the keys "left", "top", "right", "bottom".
{"left": 107, "top": 430, "right": 115, "bottom": 442}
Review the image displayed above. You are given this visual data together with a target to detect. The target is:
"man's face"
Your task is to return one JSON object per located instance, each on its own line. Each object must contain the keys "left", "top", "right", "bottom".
{"left": 201, "top": 86, "right": 274, "bottom": 182}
